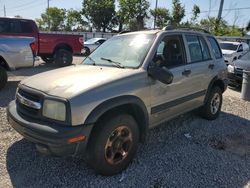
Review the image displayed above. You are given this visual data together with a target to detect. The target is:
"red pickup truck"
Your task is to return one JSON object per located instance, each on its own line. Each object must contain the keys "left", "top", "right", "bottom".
{"left": 0, "top": 17, "right": 83, "bottom": 66}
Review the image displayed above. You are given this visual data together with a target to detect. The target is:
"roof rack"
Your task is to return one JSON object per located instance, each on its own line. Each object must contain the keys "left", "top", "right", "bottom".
{"left": 162, "top": 25, "right": 211, "bottom": 34}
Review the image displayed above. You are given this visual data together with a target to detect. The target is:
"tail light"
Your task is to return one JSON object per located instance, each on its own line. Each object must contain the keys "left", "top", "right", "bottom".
{"left": 30, "top": 42, "right": 38, "bottom": 56}
{"left": 79, "top": 37, "right": 84, "bottom": 46}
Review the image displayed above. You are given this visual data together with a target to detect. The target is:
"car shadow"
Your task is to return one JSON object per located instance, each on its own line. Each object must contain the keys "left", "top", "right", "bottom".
{"left": 6, "top": 111, "right": 250, "bottom": 187}
{"left": 8, "top": 62, "right": 59, "bottom": 77}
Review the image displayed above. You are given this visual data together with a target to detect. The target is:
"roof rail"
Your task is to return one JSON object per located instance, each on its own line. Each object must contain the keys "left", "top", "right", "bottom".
{"left": 162, "top": 25, "right": 211, "bottom": 34}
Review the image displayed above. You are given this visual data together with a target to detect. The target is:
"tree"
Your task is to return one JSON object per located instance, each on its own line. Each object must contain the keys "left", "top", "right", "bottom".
{"left": 118, "top": 0, "right": 150, "bottom": 31}
{"left": 150, "top": 8, "right": 170, "bottom": 28}
{"left": 170, "top": 0, "right": 185, "bottom": 26}
{"left": 191, "top": 4, "right": 200, "bottom": 24}
{"left": 65, "top": 9, "right": 86, "bottom": 31}
{"left": 246, "top": 21, "right": 250, "bottom": 31}
{"left": 199, "top": 17, "right": 245, "bottom": 36}
{"left": 82, "top": 0, "right": 115, "bottom": 32}
{"left": 36, "top": 7, "right": 66, "bottom": 31}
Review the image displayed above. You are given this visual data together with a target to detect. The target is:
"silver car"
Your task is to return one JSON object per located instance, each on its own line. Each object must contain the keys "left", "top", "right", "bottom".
{"left": 0, "top": 36, "right": 35, "bottom": 89}
{"left": 81, "top": 37, "right": 106, "bottom": 55}
{"left": 8, "top": 28, "right": 227, "bottom": 175}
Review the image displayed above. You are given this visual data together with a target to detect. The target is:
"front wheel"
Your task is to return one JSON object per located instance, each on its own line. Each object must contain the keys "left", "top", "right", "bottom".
{"left": 199, "top": 86, "right": 222, "bottom": 120}
{"left": 0, "top": 66, "right": 7, "bottom": 90}
{"left": 87, "top": 114, "right": 139, "bottom": 176}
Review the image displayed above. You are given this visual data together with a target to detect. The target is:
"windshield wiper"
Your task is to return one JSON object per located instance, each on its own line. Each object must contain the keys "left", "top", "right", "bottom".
{"left": 100, "top": 57, "right": 125, "bottom": 68}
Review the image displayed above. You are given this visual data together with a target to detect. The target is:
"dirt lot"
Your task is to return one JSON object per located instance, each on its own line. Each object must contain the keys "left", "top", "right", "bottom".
{"left": 0, "top": 58, "right": 250, "bottom": 187}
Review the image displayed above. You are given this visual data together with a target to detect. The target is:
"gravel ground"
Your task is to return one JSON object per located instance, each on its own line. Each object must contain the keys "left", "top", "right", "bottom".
{"left": 0, "top": 59, "right": 250, "bottom": 188}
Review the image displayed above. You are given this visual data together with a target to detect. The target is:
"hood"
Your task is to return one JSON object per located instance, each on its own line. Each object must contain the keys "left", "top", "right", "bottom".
{"left": 221, "top": 49, "right": 235, "bottom": 55}
{"left": 233, "top": 59, "right": 250, "bottom": 71}
{"left": 21, "top": 65, "right": 138, "bottom": 98}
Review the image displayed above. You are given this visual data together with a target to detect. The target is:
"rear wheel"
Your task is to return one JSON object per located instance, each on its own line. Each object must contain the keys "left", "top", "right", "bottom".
{"left": 0, "top": 66, "right": 7, "bottom": 90}
{"left": 54, "top": 49, "right": 73, "bottom": 67}
{"left": 83, "top": 47, "right": 90, "bottom": 56}
{"left": 41, "top": 56, "right": 54, "bottom": 64}
{"left": 87, "top": 114, "right": 139, "bottom": 176}
{"left": 199, "top": 86, "right": 222, "bottom": 120}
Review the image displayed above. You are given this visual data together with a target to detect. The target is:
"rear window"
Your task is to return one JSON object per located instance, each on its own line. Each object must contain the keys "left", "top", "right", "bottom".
{"left": 220, "top": 43, "right": 238, "bottom": 51}
{"left": 20, "top": 21, "right": 33, "bottom": 33}
{"left": 0, "top": 19, "right": 11, "bottom": 33}
{"left": 208, "top": 37, "right": 222, "bottom": 59}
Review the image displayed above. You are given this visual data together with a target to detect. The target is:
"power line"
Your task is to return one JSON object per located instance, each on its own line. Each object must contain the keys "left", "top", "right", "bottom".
{"left": 8, "top": 1, "right": 45, "bottom": 12}
{"left": 7, "top": 0, "right": 42, "bottom": 10}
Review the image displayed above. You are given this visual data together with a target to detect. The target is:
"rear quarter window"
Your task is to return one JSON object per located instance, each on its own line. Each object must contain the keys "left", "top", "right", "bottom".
{"left": 207, "top": 36, "right": 222, "bottom": 59}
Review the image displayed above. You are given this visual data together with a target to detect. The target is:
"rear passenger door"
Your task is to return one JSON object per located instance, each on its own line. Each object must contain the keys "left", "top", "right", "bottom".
{"left": 149, "top": 34, "right": 203, "bottom": 127}
{"left": 184, "top": 34, "right": 214, "bottom": 92}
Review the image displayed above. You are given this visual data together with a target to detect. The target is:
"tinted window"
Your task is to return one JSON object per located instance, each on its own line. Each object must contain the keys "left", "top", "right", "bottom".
{"left": 208, "top": 37, "right": 222, "bottom": 59}
{"left": 0, "top": 19, "right": 11, "bottom": 32}
{"left": 98, "top": 39, "right": 106, "bottom": 44}
{"left": 153, "top": 35, "right": 185, "bottom": 68}
{"left": 20, "top": 21, "right": 33, "bottom": 33}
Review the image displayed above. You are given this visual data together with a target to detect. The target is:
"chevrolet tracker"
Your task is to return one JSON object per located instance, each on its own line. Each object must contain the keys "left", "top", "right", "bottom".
{"left": 7, "top": 27, "right": 228, "bottom": 176}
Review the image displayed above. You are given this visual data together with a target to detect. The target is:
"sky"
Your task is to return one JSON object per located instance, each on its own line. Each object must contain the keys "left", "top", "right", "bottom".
{"left": 0, "top": 0, "right": 250, "bottom": 28}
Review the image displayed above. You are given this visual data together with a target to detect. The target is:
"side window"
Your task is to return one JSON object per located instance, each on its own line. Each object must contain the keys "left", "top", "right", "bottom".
{"left": 198, "top": 36, "right": 211, "bottom": 60}
{"left": 207, "top": 37, "right": 222, "bottom": 59}
{"left": 99, "top": 39, "right": 106, "bottom": 44}
{"left": 0, "top": 19, "right": 11, "bottom": 33}
{"left": 186, "top": 35, "right": 203, "bottom": 62}
{"left": 238, "top": 44, "right": 243, "bottom": 52}
{"left": 153, "top": 35, "right": 185, "bottom": 68}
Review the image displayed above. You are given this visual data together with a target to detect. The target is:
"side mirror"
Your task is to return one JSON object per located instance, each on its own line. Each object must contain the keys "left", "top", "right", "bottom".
{"left": 148, "top": 65, "right": 174, "bottom": 84}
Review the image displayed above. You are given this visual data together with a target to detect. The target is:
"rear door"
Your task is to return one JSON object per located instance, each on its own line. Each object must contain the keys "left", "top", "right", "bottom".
{"left": 149, "top": 33, "right": 204, "bottom": 127}
{"left": 183, "top": 34, "right": 214, "bottom": 92}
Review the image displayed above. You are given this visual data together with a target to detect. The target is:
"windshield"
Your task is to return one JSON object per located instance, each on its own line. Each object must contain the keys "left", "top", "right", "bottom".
{"left": 240, "top": 51, "right": 250, "bottom": 61}
{"left": 85, "top": 38, "right": 99, "bottom": 43}
{"left": 82, "top": 34, "right": 155, "bottom": 68}
{"left": 220, "top": 43, "right": 238, "bottom": 51}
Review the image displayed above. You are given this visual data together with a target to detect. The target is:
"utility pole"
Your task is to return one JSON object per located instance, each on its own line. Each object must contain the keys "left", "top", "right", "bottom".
{"left": 4, "top": 5, "right": 6, "bottom": 17}
{"left": 47, "top": 0, "right": 50, "bottom": 30}
{"left": 215, "top": 0, "right": 224, "bottom": 34}
{"left": 153, "top": 0, "right": 158, "bottom": 29}
{"left": 217, "top": 0, "right": 224, "bottom": 21}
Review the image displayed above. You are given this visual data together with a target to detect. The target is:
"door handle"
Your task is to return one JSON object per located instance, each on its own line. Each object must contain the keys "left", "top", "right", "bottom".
{"left": 208, "top": 64, "right": 215, "bottom": 69}
{"left": 182, "top": 69, "right": 191, "bottom": 76}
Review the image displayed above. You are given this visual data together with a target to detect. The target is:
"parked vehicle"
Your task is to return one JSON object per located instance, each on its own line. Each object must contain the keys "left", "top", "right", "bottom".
{"left": 0, "top": 36, "right": 35, "bottom": 90}
{"left": 8, "top": 28, "right": 227, "bottom": 176}
{"left": 227, "top": 51, "right": 250, "bottom": 87}
{"left": 219, "top": 41, "right": 249, "bottom": 65}
{"left": 0, "top": 17, "right": 83, "bottom": 66}
{"left": 81, "top": 38, "right": 106, "bottom": 56}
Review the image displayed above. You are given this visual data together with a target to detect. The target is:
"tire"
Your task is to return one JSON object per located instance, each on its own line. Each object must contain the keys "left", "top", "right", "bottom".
{"left": 41, "top": 56, "right": 54, "bottom": 64}
{"left": 199, "top": 86, "right": 222, "bottom": 120}
{"left": 87, "top": 114, "right": 140, "bottom": 176}
{"left": 0, "top": 66, "right": 7, "bottom": 90}
{"left": 54, "top": 49, "right": 73, "bottom": 67}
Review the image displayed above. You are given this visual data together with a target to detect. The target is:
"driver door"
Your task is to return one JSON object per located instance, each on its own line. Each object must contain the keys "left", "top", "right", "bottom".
{"left": 149, "top": 34, "right": 202, "bottom": 127}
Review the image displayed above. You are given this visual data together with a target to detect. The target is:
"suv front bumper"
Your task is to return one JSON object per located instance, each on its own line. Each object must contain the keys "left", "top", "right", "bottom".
{"left": 7, "top": 101, "right": 93, "bottom": 157}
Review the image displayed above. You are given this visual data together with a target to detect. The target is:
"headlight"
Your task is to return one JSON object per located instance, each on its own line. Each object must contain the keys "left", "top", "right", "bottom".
{"left": 227, "top": 65, "right": 235, "bottom": 73}
{"left": 43, "top": 99, "right": 66, "bottom": 121}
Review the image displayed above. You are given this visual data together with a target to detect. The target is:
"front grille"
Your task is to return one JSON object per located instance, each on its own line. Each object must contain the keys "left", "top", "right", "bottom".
{"left": 16, "top": 87, "right": 43, "bottom": 118}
